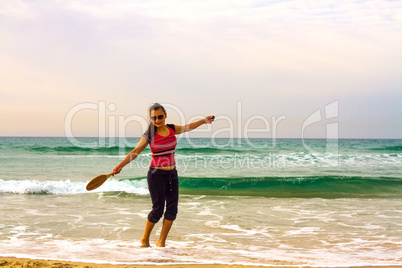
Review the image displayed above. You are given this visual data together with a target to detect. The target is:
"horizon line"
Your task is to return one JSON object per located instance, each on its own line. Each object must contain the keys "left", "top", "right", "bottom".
{"left": 0, "top": 136, "right": 401, "bottom": 140}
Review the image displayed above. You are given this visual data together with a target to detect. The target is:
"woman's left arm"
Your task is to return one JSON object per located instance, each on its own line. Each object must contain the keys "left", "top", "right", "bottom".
{"left": 175, "top": 115, "right": 214, "bottom": 134}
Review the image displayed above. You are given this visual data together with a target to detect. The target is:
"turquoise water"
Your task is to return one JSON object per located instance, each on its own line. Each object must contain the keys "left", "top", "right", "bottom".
{"left": 0, "top": 137, "right": 401, "bottom": 266}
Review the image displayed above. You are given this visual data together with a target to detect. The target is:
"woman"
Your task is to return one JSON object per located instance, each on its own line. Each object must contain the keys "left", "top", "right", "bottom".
{"left": 113, "top": 103, "right": 215, "bottom": 247}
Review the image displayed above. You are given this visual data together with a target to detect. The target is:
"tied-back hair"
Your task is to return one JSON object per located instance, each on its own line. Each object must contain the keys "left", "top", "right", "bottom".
{"left": 144, "top": 103, "right": 166, "bottom": 142}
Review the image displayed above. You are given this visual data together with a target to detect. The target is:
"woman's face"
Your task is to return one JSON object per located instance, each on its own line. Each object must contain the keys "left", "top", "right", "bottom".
{"left": 150, "top": 109, "right": 166, "bottom": 128}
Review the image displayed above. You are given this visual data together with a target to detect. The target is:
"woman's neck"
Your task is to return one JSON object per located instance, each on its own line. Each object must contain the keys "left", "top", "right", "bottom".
{"left": 157, "top": 125, "right": 167, "bottom": 130}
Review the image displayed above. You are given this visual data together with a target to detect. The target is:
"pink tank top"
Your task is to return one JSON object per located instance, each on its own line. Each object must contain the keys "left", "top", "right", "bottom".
{"left": 143, "top": 124, "right": 177, "bottom": 167}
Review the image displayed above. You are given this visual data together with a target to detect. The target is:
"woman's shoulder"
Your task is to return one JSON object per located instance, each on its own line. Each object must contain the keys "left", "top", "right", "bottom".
{"left": 166, "top": 124, "right": 176, "bottom": 133}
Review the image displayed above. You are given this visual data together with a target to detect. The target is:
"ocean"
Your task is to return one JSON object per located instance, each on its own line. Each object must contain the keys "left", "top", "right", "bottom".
{"left": 0, "top": 137, "right": 401, "bottom": 266}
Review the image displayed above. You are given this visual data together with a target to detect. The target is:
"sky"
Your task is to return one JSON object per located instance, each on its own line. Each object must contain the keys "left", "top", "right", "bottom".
{"left": 1, "top": 0, "right": 401, "bottom": 139}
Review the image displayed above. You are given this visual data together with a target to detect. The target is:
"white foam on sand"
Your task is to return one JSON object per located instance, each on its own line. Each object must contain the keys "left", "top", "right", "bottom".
{"left": 1, "top": 237, "right": 401, "bottom": 267}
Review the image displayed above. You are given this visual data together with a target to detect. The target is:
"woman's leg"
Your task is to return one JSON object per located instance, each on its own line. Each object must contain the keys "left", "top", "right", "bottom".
{"left": 142, "top": 169, "right": 164, "bottom": 247}
{"left": 157, "top": 170, "right": 179, "bottom": 247}
{"left": 140, "top": 219, "right": 155, "bottom": 247}
{"left": 147, "top": 169, "right": 166, "bottom": 223}
{"left": 156, "top": 218, "right": 174, "bottom": 247}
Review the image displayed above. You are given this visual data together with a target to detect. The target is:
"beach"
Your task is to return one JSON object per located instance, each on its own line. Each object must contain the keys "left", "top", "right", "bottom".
{"left": 1, "top": 258, "right": 268, "bottom": 268}
{"left": 2, "top": 257, "right": 402, "bottom": 268}
{"left": 0, "top": 137, "right": 401, "bottom": 266}
{"left": 2, "top": 0, "right": 402, "bottom": 266}
{"left": 1, "top": 258, "right": 402, "bottom": 268}
{"left": 1, "top": 258, "right": 267, "bottom": 268}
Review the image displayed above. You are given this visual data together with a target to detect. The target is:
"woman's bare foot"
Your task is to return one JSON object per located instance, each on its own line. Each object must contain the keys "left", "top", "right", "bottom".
{"left": 140, "top": 236, "right": 150, "bottom": 247}
{"left": 156, "top": 240, "right": 165, "bottom": 247}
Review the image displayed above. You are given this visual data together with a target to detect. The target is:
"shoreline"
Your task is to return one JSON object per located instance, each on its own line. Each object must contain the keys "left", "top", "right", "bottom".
{"left": 1, "top": 258, "right": 401, "bottom": 268}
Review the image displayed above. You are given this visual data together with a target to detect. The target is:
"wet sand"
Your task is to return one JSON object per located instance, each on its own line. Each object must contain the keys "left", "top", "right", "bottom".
{"left": 0, "top": 258, "right": 262, "bottom": 268}
{"left": 0, "top": 258, "right": 401, "bottom": 268}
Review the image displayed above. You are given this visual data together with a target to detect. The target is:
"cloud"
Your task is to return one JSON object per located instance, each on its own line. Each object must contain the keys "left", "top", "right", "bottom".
{"left": 0, "top": 0, "right": 401, "bottom": 137}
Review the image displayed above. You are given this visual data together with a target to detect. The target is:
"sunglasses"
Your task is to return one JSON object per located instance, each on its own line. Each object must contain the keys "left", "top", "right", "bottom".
{"left": 150, "top": 114, "right": 164, "bottom": 121}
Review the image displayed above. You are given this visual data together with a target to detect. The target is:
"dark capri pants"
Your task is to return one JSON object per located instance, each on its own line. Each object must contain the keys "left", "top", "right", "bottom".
{"left": 147, "top": 167, "right": 179, "bottom": 223}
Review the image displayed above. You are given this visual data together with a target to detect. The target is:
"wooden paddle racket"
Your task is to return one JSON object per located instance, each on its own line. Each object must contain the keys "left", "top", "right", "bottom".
{"left": 86, "top": 169, "right": 120, "bottom": 191}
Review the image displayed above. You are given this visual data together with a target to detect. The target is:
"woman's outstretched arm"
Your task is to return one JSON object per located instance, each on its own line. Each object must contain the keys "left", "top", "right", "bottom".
{"left": 175, "top": 115, "right": 214, "bottom": 135}
{"left": 113, "top": 136, "right": 149, "bottom": 174}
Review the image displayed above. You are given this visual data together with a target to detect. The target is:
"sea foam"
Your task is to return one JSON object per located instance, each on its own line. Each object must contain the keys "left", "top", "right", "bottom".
{"left": 0, "top": 179, "right": 149, "bottom": 195}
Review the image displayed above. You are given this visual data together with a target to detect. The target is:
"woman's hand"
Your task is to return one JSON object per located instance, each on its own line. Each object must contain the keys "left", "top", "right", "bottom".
{"left": 113, "top": 165, "right": 123, "bottom": 176}
{"left": 205, "top": 115, "right": 215, "bottom": 124}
